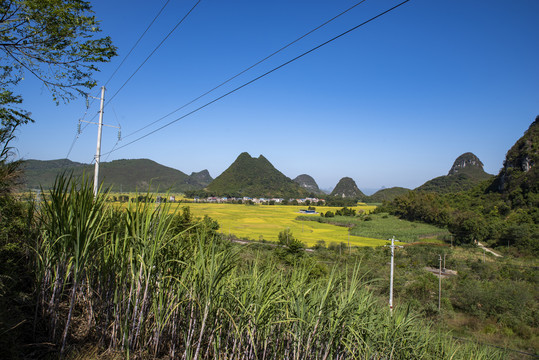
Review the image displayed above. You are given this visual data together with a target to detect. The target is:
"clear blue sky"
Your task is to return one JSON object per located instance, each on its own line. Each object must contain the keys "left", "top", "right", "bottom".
{"left": 14, "top": 0, "right": 539, "bottom": 192}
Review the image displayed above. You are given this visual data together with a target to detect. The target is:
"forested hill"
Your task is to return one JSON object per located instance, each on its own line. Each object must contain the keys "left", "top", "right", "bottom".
{"left": 416, "top": 152, "right": 493, "bottom": 193}
{"left": 489, "top": 116, "right": 539, "bottom": 198}
{"left": 381, "top": 116, "right": 539, "bottom": 254}
{"left": 366, "top": 187, "right": 410, "bottom": 203}
{"left": 206, "top": 152, "right": 309, "bottom": 198}
{"left": 293, "top": 174, "right": 324, "bottom": 194}
{"left": 22, "top": 158, "right": 212, "bottom": 192}
{"left": 330, "top": 177, "right": 365, "bottom": 199}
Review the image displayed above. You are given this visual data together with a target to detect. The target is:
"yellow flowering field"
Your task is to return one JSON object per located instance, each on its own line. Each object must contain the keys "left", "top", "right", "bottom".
{"left": 166, "top": 203, "right": 389, "bottom": 247}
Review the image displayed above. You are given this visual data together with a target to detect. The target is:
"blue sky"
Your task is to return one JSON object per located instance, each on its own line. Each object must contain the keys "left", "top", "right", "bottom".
{"left": 14, "top": 0, "right": 539, "bottom": 192}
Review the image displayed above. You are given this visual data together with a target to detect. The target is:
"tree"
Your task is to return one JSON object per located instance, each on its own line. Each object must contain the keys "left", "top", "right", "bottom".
{"left": 0, "top": 0, "right": 117, "bottom": 127}
{"left": 278, "top": 228, "right": 305, "bottom": 256}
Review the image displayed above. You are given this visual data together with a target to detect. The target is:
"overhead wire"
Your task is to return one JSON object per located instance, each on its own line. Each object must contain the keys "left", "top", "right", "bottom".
{"left": 103, "top": 0, "right": 412, "bottom": 156}
{"left": 103, "top": 0, "right": 172, "bottom": 88}
{"left": 105, "top": 0, "right": 203, "bottom": 108}
{"left": 122, "top": 0, "right": 369, "bottom": 140}
{"left": 65, "top": 87, "right": 101, "bottom": 159}
{"left": 64, "top": 0, "right": 172, "bottom": 159}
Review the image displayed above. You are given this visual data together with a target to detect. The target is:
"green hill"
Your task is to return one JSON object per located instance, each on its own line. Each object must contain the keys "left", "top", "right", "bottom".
{"left": 489, "top": 116, "right": 539, "bottom": 197}
{"left": 293, "top": 174, "right": 323, "bottom": 194}
{"left": 330, "top": 177, "right": 365, "bottom": 199}
{"left": 367, "top": 187, "right": 410, "bottom": 202}
{"left": 206, "top": 152, "right": 308, "bottom": 198}
{"left": 22, "top": 158, "right": 212, "bottom": 192}
{"left": 416, "top": 152, "right": 493, "bottom": 193}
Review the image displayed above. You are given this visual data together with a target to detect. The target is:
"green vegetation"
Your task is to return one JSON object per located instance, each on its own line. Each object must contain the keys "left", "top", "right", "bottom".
{"left": 299, "top": 212, "right": 449, "bottom": 243}
{"left": 206, "top": 152, "right": 309, "bottom": 198}
{"left": 330, "top": 176, "right": 366, "bottom": 199}
{"left": 309, "top": 242, "right": 538, "bottom": 356}
{"left": 416, "top": 172, "right": 494, "bottom": 194}
{"left": 416, "top": 152, "right": 494, "bottom": 194}
{"left": 293, "top": 173, "right": 324, "bottom": 194}
{"left": 366, "top": 186, "right": 411, "bottom": 202}
{"left": 0, "top": 0, "right": 117, "bottom": 127}
{"left": 0, "top": 174, "right": 511, "bottom": 358}
{"left": 22, "top": 158, "right": 212, "bottom": 192}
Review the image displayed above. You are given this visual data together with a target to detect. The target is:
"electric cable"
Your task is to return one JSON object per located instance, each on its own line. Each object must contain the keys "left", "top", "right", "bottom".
{"left": 103, "top": 0, "right": 172, "bottom": 88}
{"left": 65, "top": 0, "right": 172, "bottom": 159}
{"left": 65, "top": 88, "right": 101, "bottom": 159}
{"left": 122, "top": 0, "right": 369, "bottom": 140}
{"left": 103, "top": 0, "right": 412, "bottom": 156}
{"left": 105, "top": 0, "right": 203, "bottom": 107}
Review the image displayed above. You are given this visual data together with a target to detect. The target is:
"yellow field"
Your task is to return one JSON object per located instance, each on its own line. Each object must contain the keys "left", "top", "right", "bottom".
{"left": 163, "top": 203, "right": 389, "bottom": 247}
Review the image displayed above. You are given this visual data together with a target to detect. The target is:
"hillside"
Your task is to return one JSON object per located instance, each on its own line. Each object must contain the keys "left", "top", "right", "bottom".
{"left": 293, "top": 174, "right": 323, "bottom": 194}
{"left": 382, "top": 116, "right": 539, "bottom": 254}
{"left": 22, "top": 158, "right": 212, "bottom": 192}
{"left": 489, "top": 116, "right": 539, "bottom": 198}
{"left": 367, "top": 187, "right": 410, "bottom": 202}
{"left": 416, "top": 152, "right": 493, "bottom": 193}
{"left": 330, "top": 177, "right": 365, "bottom": 199}
{"left": 206, "top": 152, "right": 308, "bottom": 198}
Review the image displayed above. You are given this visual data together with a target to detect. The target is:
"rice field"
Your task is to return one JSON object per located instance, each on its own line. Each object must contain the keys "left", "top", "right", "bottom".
{"left": 164, "top": 203, "right": 389, "bottom": 247}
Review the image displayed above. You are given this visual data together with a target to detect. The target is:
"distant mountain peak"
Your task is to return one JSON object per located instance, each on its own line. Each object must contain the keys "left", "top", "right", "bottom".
{"left": 448, "top": 152, "right": 484, "bottom": 176}
{"left": 206, "top": 153, "right": 307, "bottom": 197}
{"left": 417, "top": 153, "right": 492, "bottom": 193}
{"left": 293, "top": 174, "right": 322, "bottom": 194}
{"left": 330, "top": 177, "right": 365, "bottom": 199}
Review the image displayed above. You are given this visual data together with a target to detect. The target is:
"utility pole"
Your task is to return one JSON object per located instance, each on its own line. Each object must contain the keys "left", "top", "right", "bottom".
{"left": 438, "top": 254, "right": 442, "bottom": 311}
{"left": 80, "top": 86, "right": 121, "bottom": 197}
{"left": 389, "top": 237, "right": 400, "bottom": 314}
{"left": 443, "top": 253, "right": 447, "bottom": 273}
{"left": 93, "top": 86, "right": 105, "bottom": 197}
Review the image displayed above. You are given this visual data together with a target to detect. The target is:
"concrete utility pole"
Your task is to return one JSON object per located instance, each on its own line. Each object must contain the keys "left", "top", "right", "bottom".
{"left": 389, "top": 237, "right": 399, "bottom": 314}
{"left": 438, "top": 254, "right": 442, "bottom": 311}
{"left": 80, "top": 86, "right": 121, "bottom": 197}
{"left": 93, "top": 86, "right": 105, "bottom": 197}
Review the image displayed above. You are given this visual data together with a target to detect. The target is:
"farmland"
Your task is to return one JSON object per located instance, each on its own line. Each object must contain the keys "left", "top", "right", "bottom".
{"left": 154, "top": 202, "right": 387, "bottom": 247}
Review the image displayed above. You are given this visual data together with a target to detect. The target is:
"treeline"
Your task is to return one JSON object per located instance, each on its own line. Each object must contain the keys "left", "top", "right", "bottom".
{"left": 377, "top": 181, "right": 539, "bottom": 254}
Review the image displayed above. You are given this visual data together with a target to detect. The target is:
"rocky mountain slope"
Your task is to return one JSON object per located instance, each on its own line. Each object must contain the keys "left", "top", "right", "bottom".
{"left": 416, "top": 152, "right": 493, "bottom": 193}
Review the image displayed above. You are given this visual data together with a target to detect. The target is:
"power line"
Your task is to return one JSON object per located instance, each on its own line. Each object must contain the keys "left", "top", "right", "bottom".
{"left": 64, "top": 0, "right": 175, "bottom": 159}
{"left": 65, "top": 88, "right": 102, "bottom": 159}
{"left": 104, "top": 0, "right": 172, "bottom": 88}
{"left": 105, "top": 0, "right": 203, "bottom": 107}
{"left": 122, "top": 0, "right": 369, "bottom": 140}
{"left": 103, "top": 0, "right": 412, "bottom": 156}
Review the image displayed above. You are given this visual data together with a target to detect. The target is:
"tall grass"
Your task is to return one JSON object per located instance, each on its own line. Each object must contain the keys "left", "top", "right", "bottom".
{"left": 34, "top": 174, "right": 506, "bottom": 359}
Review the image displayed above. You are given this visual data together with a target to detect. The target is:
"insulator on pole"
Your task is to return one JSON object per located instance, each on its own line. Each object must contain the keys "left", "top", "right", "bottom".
{"left": 77, "top": 122, "right": 81, "bottom": 134}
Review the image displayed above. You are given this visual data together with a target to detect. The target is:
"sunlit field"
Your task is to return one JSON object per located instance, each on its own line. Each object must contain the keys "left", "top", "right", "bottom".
{"left": 167, "top": 203, "right": 388, "bottom": 247}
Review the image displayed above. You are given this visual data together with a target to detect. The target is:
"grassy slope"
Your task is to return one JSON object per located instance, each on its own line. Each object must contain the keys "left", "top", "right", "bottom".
{"left": 298, "top": 212, "right": 449, "bottom": 243}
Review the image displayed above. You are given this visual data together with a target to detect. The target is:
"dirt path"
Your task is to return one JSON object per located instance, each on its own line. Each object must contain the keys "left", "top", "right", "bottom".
{"left": 477, "top": 242, "right": 503, "bottom": 257}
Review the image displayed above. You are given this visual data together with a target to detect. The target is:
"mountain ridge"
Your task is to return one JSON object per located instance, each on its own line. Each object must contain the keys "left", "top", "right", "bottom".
{"left": 22, "top": 158, "right": 212, "bottom": 192}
